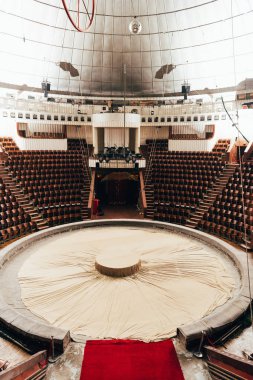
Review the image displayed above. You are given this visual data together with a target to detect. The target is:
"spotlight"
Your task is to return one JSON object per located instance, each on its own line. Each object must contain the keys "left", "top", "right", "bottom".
{"left": 129, "top": 17, "right": 142, "bottom": 34}
{"left": 41, "top": 79, "right": 51, "bottom": 98}
{"left": 182, "top": 81, "right": 190, "bottom": 100}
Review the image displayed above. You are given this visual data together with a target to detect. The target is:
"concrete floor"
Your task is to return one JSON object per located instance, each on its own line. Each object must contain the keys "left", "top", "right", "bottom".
{"left": 45, "top": 338, "right": 211, "bottom": 380}
{"left": 45, "top": 327, "right": 253, "bottom": 380}
{"left": 92, "top": 205, "right": 144, "bottom": 220}
{"left": 2, "top": 327, "right": 252, "bottom": 380}
{"left": 45, "top": 342, "right": 85, "bottom": 380}
{"left": 223, "top": 325, "right": 253, "bottom": 359}
{"left": 0, "top": 217, "right": 251, "bottom": 379}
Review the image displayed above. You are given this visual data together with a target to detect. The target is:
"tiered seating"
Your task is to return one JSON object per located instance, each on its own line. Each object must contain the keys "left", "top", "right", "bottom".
{"left": 1, "top": 138, "right": 90, "bottom": 227}
{"left": 140, "top": 145, "right": 148, "bottom": 157}
{"left": 170, "top": 134, "right": 198, "bottom": 140}
{"left": 150, "top": 151, "right": 226, "bottom": 225}
{"left": 212, "top": 139, "right": 230, "bottom": 154}
{"left": 249, "top": 150, "right": 253, "bottom": 161}
{"left": 0, "top": 177, "right": 37, "bottom": 243}
{"left": 33, "top": 131, "right": 65, "bottom": 139}
{"left": 0, "top": 137, "right": 19, "bottom": 153}
{"left": 68, "top": 138, "right": 93, "bottom": 155}
{"left": 146, "top": 139, "right": 168, "bottom": 152}
{"left": 198, "top": 162, "right": 253, "bottom": 246}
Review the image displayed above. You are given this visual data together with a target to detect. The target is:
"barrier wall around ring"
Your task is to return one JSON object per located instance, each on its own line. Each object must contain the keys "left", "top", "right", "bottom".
{"left": 0, "top": 220, "right": 251, "bottom": 352}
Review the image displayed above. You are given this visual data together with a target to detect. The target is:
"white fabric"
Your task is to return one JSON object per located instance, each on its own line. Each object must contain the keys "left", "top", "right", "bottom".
{"left": 104, "top": 127, "right": 129, "bottom": 148}
{"left": 18, "top": 227, "right": 238, "bottom": 342}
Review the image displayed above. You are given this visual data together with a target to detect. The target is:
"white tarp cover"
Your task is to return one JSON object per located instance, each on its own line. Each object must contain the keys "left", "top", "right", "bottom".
{"left": 18, "top": 226, "right": 239, "bottom": 342}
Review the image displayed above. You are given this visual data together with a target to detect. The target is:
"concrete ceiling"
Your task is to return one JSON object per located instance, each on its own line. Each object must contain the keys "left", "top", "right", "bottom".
{"left": 0, "top": 0, "right": 252, "bottom": 96}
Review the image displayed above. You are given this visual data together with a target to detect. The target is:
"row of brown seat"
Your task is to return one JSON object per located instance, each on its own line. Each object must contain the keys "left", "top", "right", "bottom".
{"left": 145, "top": 143, "right": 226, "bottom": 226}
{"left": 198, "top": 221, "right": 244, "bottom": 243}
{"left": 0, "top": 169, "right": 38, "bottom": 243}
{"left": 1, "top": 137, "right": 90, "bottom": 227}
{"left": 144, "top": 140, "right": 253, "bottom": 250}
{"left": 0, "top": 222, "right": 37, "bottom": 243}
{"left": 198, "top": 161, "right": 253, "bottom": 246}
{"left": 6, "top": 152, "right": 87, "bottom": 158}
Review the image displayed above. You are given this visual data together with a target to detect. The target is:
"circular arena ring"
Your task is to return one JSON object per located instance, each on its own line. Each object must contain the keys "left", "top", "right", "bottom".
{"left": 0, "top": 220, "right": 251, "bottom": 353}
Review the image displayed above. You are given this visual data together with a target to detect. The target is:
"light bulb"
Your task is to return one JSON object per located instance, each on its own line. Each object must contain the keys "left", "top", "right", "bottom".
{"left": 129, "top": 18, "right": 142, "bottom": 34}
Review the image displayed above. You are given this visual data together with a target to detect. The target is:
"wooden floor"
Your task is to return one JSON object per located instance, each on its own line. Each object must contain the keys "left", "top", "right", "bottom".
{"left": 0, "top": 336, "right": 29, "bottom": 368}
{"left": 92, "top": 205, "right": 144, "bottom": 220}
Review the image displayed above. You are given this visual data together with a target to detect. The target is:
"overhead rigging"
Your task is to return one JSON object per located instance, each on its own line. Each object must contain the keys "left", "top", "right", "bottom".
{"left": 61, "top": 0, "right": 95, "bottom": 32}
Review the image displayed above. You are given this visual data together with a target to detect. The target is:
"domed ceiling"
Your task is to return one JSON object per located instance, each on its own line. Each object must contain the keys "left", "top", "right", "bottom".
{"left": 0, "top": 0, "right": 252, "bottom": 96}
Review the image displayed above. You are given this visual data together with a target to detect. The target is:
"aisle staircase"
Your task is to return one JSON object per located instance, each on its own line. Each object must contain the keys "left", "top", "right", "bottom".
{"left": 145, "top": 183, "right": 155, "bottom": 219}
{"left": 81, "top": 184, "right": 90, "bottom": 220}
{"left": 140, "top": 142, "right": 157, "bottom": 219}
{"left": 0, "top": 161, "right": 48, "bottom": 231}
{"left": 69, "top": 139, "right": 92, "bottom": 221}
{"left": 80, "top": 156, "right": 92, "bottom": 220}
{"left": 185, "top": 163, "right": 237, "bottom": 229}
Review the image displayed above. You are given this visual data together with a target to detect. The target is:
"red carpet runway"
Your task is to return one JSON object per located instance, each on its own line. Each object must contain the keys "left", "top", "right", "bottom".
{"left": 80, "top": 339, "right": 184, "bottom": 380}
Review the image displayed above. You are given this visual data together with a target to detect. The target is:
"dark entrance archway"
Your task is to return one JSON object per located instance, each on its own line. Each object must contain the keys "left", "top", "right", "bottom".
{"left": 95, "top": 170, "right": 141, "bottom": 218}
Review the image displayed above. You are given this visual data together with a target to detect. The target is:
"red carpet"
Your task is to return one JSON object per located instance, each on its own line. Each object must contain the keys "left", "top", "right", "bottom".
{"left": 80, "top": 339, "right": 185, "bottom": 380}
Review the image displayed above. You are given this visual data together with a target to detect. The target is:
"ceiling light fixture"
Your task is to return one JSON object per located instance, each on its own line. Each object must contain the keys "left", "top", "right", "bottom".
{"left": 129, "top": 17, "right": 142, "bottom": 34}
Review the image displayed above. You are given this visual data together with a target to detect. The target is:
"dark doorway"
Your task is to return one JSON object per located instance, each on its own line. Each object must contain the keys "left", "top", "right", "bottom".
{"left": 95, "top": 170, "right": 140, "bottom": 218}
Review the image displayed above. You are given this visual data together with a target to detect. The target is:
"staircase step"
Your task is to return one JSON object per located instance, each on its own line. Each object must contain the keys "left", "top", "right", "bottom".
{"left": 198, "top": 207, "right": 209, "bottom": 211}
{"left": 34, "top": 223, "right": 46, "bottom": 227}
{"left": 38, "top": 226, "right": 48, "bottom": 230}
{"left": 190, "top": 217, "right": 201, "bottom": 222}
{"left": 32, "top": 216, "right": 43, "bottom": 221}
{"left": 186, "top": 223, "right": 198, "bottom": 228}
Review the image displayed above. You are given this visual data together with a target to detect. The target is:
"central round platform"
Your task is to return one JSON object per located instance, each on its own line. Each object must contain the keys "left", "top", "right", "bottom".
{"left": 13, "top": 224, "right": 240, "bottom": 341}
{"left": 95, "top": 247, "right": 141, "bottom": 277}
{"left": 0, "top": 220, "right": 247, "bottom": 347}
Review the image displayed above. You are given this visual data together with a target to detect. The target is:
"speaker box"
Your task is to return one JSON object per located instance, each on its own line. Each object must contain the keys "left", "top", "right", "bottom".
{"left": 135, "top": 162, "right": 139, "bottom": 169}
{"left": 96, "top": 162, "right": 100, "bottom": 168}
{"left": 182, "top": 85, "right": 190, "bottom": 94}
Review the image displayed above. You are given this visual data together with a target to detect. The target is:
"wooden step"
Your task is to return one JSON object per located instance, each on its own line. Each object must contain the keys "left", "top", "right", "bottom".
{"left": 190, "top": 217, "right": 201, "bottom": 222}
{"left": 185, "top": 223, "right": 198, "bottom": 228}
{"left": 207, "top": 362, "right": 244, "bottom": 380}
{"left": 36, "top": 221, "right": 47, "bottom": 226}
{"left": 38, "top": 225, "right": 48, "bottom": 230}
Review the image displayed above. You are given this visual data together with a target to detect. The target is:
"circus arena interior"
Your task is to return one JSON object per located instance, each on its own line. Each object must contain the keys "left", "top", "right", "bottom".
{"left": 0, "top": 1, "right": 253, "bottom": 379}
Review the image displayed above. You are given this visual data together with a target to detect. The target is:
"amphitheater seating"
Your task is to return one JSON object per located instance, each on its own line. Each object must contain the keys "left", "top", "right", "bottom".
{"left": 212, "top": 139, "right": 231, "bottom": 154}
{"left": 0, "top": 138, "right": 91, "bottom": 228}
{"left": 198, "top": 162, "right": 253, "bottom": 246}
{"left": 144, "top": 138, "right": 253, "bottom": 248}
{"left": 152, "top": 153, "right": 226, "bottom": 224}
{"left": 170, "top": 133, "right": 198, "bottom": 140}
{"left": 68, "top": 138, "right": 93, "bottom": 155}
{"left": 0, "top": 176, "right": 37, "bottom": 244}
{"left": 144, "top": 139, "right": 227, "bottom": 226}
{"left": 146, "top": 139, "right": 168, "bottom": 151}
